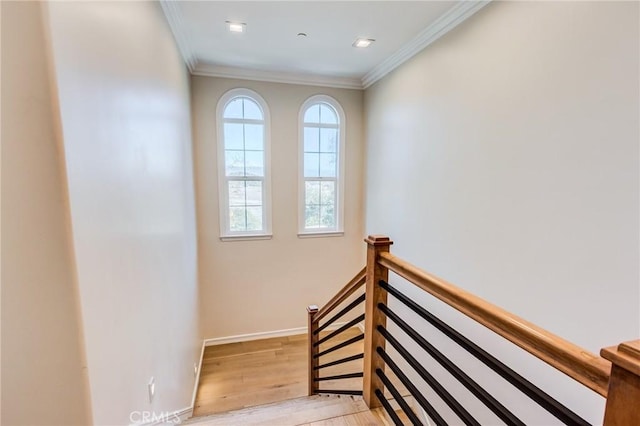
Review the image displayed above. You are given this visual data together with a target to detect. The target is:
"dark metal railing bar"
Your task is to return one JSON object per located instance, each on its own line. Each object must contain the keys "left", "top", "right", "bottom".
{"left": 317, "top": 389, "right": 363, "bottom": 396}
{"left": 314, "top": 372, "right": 364, "bottom": 382}
{"left": 315, "top": 293, "right": 365, "bottom": 335}
{"left": 375, "top": 389, "right": 403, "bottom": 426}
{"left": 378, "top": 345, "right": 473, "bottom": 426}
{"left": 315, "top": 314, "right": 365, "bottom": 347}
{"left": 376, "top": 367, "right": 424, "bottom": 426}
{"left": 379, "top": 280, "right": 590, "bottom": 426}
{"left": 315, "top": 353, "right": 364, "bottom": 370}
{"left": 314, "top": 334, "right": 364, "bottom": 358}
{"left": 379, "top": 305, "right": 525, "bottom": 426}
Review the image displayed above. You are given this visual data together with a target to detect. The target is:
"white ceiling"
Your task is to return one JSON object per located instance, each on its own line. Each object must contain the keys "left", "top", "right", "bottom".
{"left": 161, "top": 1, "right": 489, "bottom": 89}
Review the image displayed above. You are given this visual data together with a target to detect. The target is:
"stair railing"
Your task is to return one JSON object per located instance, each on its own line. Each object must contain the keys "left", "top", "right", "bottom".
{"left": 307, "top": 266, "right": 367, "bottom": 396}
{"left": 308, "top": 235, "right": 640, "bottom": 425}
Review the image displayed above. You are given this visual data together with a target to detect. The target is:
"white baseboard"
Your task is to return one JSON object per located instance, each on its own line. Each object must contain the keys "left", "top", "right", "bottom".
{"left": 204, "top": 326, "right": 306, "bottom": 346}
{"left": 190, "top": 340, "right": 206, "bottom": 408}
{"left": 203, "top": 321, "right": 350, "bottom": 346}
{"left": 175, "top": 407, "right": 193, "bottom": 424}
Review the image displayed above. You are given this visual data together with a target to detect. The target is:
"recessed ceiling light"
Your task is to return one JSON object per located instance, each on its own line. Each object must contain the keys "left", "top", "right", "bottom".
{"left": 353, "top": 38, "right": 375, "bottom": 48}
{"left": 226, "top": 21, "right": 246, "bottom": 33}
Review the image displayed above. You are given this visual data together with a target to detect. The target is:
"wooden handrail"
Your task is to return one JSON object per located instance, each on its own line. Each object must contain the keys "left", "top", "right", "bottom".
{"left": 314, "top": 267, "right": 366, "bottom": 323}
{"left": 378, "top": 251, "right": 612, "bottom": 397}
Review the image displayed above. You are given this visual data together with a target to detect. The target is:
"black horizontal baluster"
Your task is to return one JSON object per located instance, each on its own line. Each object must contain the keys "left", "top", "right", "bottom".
{"left": 316, "top": 314, "right": 365, "bottom": 346}
{"left": 317, "top": 389, "right": 363, "bottom": 396}
{"left": 314, "top": 334, "right": 364, "bottom": 358}
{"left": 315, "top": 372, "right": 363, "bottom": 381}
{"left": 375, "top": 389, "right": 403, "bottom": 426}
{"left": 376, "top": 368, "right": 423, "bottom": 426}
{"left": 315, "top": 353, "right": 364, "bottom": 370}
{"left": 315, "top": 293, "right": 365, "bottom": 335}
{"left": 379, "top": 305, "right": 525, "bottom": 426}
{"left": 378, "top": 346, "right": 473, "bottom": 426}
{"left": 379, "top": 280, "right": 590, "bottom": 426}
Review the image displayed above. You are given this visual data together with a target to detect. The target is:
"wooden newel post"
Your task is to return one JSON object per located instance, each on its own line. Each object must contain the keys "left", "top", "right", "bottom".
{"left": 363, "top": 235, "right": 393, "bottom": 408}
{"left": 307, "top": 305, "right": 319, "bottom": 396}
{"left": 601, "top": 340, "right": 640, "bottom": 425}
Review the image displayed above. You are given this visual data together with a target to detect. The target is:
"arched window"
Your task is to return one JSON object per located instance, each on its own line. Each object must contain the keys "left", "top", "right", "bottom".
{"left": 217, "top": 89, "right": 271, "bottom": 239}
{"left": 299, "top": 95, "right": 345, "bottom": 236}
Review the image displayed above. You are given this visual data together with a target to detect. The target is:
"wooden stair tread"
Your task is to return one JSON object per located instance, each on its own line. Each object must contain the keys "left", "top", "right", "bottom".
{"left": 302, "top": 409, "right": 382, "bottom": 425}
{"left": 184, "top": 395, "right": 383, "bottom": 426}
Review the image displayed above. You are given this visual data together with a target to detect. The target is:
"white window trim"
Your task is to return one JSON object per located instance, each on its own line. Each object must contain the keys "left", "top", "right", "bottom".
{"left": 298, "top": 95, "right": 346, "bottom": 237}
{"left": 216, "top": 88, "right": 272, "bottom": 240}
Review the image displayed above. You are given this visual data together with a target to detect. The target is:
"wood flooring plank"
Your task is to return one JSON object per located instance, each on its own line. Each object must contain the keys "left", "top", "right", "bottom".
{"left": 306, "top": 409, "right": 382, "bottom": 426}
{"left": 193, "top": 329, "right": 366, "bottom": 417}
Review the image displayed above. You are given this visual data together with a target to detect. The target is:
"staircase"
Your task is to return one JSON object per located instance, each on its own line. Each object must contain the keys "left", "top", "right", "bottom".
{"left": 184, "top": 394, "right": 406, "bottom": 425}
{"left": 185, "top": 235, "right": 640, "bottom": 426}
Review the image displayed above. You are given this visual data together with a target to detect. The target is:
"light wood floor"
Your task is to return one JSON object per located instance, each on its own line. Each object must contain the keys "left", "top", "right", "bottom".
{"left": 193, "top": 328, "right": 367, "bottom": 417}
{"left": 186, "top": 394, "right": 412, "bottom": 425}
{"left": 186, "top": 394, "right": 384, "bottom": 425}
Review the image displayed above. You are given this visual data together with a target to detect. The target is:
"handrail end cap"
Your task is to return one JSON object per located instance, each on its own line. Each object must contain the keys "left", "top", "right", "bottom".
{"left": 364, "top": 235, "right": 394, "bottom": 246}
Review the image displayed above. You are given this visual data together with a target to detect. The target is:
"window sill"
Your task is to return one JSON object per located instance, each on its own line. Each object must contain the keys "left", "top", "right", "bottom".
{"left": 220, "top": 234, "right": 273, "bottom": 242}
{"left": 297, "top": 231, "right": 344, "bottom": 239}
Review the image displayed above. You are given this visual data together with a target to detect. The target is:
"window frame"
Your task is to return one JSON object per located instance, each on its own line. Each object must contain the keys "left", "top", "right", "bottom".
{"left": 216, "top": 88, "right": 272, "bottom": 241}
{"left": 298, "top": 95, "right": 346, "bottom": 237}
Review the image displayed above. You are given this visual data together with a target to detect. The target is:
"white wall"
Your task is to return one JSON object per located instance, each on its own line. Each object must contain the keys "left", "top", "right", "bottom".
{"left": 43, "top": 2, "right": 200, "bottom": 424}
{"left": 365, "top": 1, "right": 638, "bottom": 424}
{"left": 192, "top": 76, "right": 365, "bottom": 338}
{"left": 1, "top": 2, "right": 92, "bottom": 424}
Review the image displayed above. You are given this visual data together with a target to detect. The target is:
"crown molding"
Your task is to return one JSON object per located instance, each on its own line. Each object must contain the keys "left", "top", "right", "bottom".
{"left": 361, "top": 0, "right": 491, "bottom": 89}
{"left": 159, "top": 0, "right": 197, "bottom": 73}
{"left": 193, "top": 63, "right": 364, "bottom": 90}
{"left": 161, "top": 0, "right": 489, "bottom": 90}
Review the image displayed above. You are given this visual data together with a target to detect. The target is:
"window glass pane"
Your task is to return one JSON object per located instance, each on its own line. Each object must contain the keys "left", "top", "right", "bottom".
{"left": 228, "top": 181, "right": 245, "bottom": 207}
{"left": 220, "top": 92, "right": 271, "bottom": 236}
{"left": 224, "top": 123, "right": 244, "bottom": 150}
{"left": 245, "top": 151, "right": 264, "bottom": 177}
{"left": 320, "top": 181, "right": 335, "bottom": 206}
{"left": 245, "top": 181, "right": 262, "bottom": 206}
{"left": 243, "top": 98, "right": 263, "bottom": 120}
{"left": 319, "top": 153, "right": 336, "bottom": 177}
{"left": 304, "top": 153, "right": 320, "bottom": 177}
{"left": 304, "top": 127, "right": 320, "bottom": 152}
{"left": 225, "top": 151, "right": 245, "bottom": 176}
{"left": 320, "top": 128, "right": 337, "bottom": 153}
{"left": 244, "top": 124, "right": 263, "bottom": 150}
{"left": 305, "top": 204, "right": 320, "bottom": 228}
{"left": 305, "top": 181, "right": 320, "bottom": 205}
{"left": 229, "top": 207, "right": 246, "bottom": 231}
{"left": 304, "top": 104, "right": 320, "bottom": 123}
{"left": 224, "top": 98, "right": 243, "bottom": 119}
{"left": 319, "top": 104, "right": 338, "bottom": 125}
{"left": 320, "top": 205, "right": 335, "bottom": 228}
{"left": 246, "top": 206, "right": 263, "bottom": 231}
{"left": 300, "top": 99, "right": 343, "bottom": 233}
